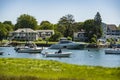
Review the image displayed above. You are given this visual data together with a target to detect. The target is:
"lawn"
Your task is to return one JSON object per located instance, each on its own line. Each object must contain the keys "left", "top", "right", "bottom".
{"left": 0, "top": 58, "right": 120, "bottom": 80}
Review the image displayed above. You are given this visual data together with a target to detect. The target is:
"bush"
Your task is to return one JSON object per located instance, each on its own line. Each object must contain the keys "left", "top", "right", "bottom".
{"left": 49, "top": 32, "right": 63, "bottom": 42}
{"left": 67, "top": 36, "right": 72, "bottom": 40}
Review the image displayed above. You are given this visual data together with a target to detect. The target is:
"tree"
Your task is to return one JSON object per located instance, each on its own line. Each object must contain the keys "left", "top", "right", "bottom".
{"left": 94, "top": 12, "right": 103, "bottom": 38}
{"left": 3, "top": 21, "right": 14, "bottom": 30}
{"left": 15, "top": 14, "right": 38, "bottom": 30}
{"left": 57, "top": 14, "right": 75, "bottom": 38}
{"left": 49, "top": 31, "right": 63, "bottom": 41}
{"left": 0, "top": 22, "right": 7, "bottom": 42}
{"left": 91, "top": 34, "right": 97, "bottom": 43}
{"left": 39, "top": 21, "right": 54, "bottom": 30}
{"left": 83, "top": 19, "right": 95, "bottom": 42}
{"left": 94, "top": 12, "right": 102, "bottom": 25}
{"left": 73, "top": 22, "right": 84, "bottom": 32}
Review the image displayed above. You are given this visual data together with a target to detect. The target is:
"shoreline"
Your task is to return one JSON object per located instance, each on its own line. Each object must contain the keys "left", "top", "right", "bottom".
{"left": 0, "top": 41, "right": 110, "bottom": 48}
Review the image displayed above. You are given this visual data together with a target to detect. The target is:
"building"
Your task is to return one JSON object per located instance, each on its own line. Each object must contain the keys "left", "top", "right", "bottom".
{"left": 106, "top": 24, "right": 120, "bottom": 40}
{"left": 74, "top": 30, "right": 87, "bottom": 41}
{"left": 73, "top": 23, "right": 120, "bottom": 42}
{"left": 36, "top": 30, "right": 54, "bottom": 39}
{"left": 9, "top": 28, "right": 54, "bottom": 41}
{"left": 9, "top": 28, "right": 38, "bottom": 41}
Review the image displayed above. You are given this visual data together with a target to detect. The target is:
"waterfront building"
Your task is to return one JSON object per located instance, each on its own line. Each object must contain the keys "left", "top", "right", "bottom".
{"left": 106, "top": 24, "right": 120, "bottom": 41}
{"left": 74, "top": 30, "right": 87, "bottom": 41}
{"left": 36, "top": 30, "right": 54, "bottom": 40}
{"left": 73, "top": 23, "right": 120, "bottom": 42}
{"left": 9, "top": 28, "right": 54, "bottom": 41}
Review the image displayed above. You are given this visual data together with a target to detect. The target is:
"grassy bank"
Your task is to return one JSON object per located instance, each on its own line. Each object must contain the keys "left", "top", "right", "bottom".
{"left": 0, "top": 58, "right": 120, "bottom": 80}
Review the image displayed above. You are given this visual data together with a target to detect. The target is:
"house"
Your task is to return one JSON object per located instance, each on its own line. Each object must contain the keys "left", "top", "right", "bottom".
{"left": 36, "top": 30, "right": 54, "bottom": 39}
{"left": 9, "top": 28, "right": 38, "bottom": 41}
{"left": 73, "top": 23, "right": 120, "bottom": 42}
{"left": 74, "top": 30, "right": 87, "bottom": 41}
{"left": 9, "top": 28, "right": 54, "bottom": 41}
{"left": 106, "top": 24, "right": 120, "bottom": 40}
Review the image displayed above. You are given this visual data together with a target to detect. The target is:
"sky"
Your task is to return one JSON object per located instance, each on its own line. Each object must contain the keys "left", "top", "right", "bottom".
{"left": 0, "top": 0, "right": 120, "bottom": 26}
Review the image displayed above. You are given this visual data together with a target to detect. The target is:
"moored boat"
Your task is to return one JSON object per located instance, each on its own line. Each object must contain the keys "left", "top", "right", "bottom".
{"left": 17, "top": 47, "right": 43, "bottom": 53}
{"left": 43, "top": 52, "right": 72, "bottom": 57}
{"left": 105, "top": 48, "right": 120, "bottom": 54}
{"left": 49, "top": 38, "right": 86, "bottom": 49}
{"left": 15, "top": 42, "right": 43, "bottom": 53}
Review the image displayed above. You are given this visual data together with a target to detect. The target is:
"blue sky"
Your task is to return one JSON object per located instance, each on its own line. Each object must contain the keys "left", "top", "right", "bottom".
{"left": 0, "top": 0, "right": 120, "bottom": 26}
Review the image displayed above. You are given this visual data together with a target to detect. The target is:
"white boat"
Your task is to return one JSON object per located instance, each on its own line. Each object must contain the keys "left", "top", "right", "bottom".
{"left": 17, "top": 47, "right": 43, "bottom": 53}
{"left": 49, "top": 39, "right": 86, "bottom": 49}
{"left": 43, "top": 52, "right": 72, "bottom": 57}
{"left": 105, "top": 48, "right": 120, "bottom": 54}
{"left": 15, "top": 42, "right": 43, "bottom": 53}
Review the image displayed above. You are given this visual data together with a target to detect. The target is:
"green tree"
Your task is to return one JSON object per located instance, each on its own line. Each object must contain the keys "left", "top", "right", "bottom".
{"left": 3, "top": 21, "right": 13, "bottom": 36}
{"left": 94, "top": 12, "right": 102, "bottom": 25}
{"left": 94, "top": 12, "right": 103, "bottom": 38}
{"left": 73, "top": 22, "right": 84, "bottom": 32}
{"left": 15, "top": 14, "right": 38, "bottom": 30}
{"left": 57, "top": 14, "right": 75, "bottom": 38}
{"left": 91, "top": 34, "right": 97, "bottom": 43}
{"left": 49, "top": 31, "right": 63, "bottom": 41}
{"left": 0, "top": 22, "right": 7, "bottom": 42}
{"left": 83, "top": 19, "right": 95, "bottom": 42}
{"left": 39, "top": 21, "right": 54, "bottom": 30}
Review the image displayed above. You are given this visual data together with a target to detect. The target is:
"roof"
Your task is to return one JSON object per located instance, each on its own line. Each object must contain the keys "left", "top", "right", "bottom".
{"left": 14, "top": 28, "right": 37, "bottom": 33}
{"left": 107, "top": 24, "right": 117, "bottom": 30}
{"left": 36, "top": 30, "right": 54, "bottom": 32}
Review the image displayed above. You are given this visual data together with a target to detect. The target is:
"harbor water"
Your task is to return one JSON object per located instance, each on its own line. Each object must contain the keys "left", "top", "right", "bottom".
{"left": 0, "top": 47, "right": 120, "bottom": 67}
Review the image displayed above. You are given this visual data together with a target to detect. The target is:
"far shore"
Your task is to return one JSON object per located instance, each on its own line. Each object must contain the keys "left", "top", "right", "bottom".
{"left": 0, "top": 41, "right": 110, "bottom": 48}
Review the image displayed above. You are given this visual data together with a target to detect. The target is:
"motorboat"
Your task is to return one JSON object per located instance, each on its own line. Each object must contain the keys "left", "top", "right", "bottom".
{"left": 43, "top": 52, "right": 72, "bottom": 57}
{"left": 105, "top": 48, "right": 120, "bottom": 54}
{"left": 17, "top": 47, "right": 43, "bottom": 53}
{"left": 15, "top": 42, "right": 43, "bottom": 53}
{"left": 49, "top": 39, "right": 86, "bottom": 49}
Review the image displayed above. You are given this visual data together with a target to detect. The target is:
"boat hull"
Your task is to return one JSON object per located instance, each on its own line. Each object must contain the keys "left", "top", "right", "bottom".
{"left": 17, "top": 48, "right": 42, "bottom": 53}
{"left": 105, "top": 49, "right": 120, "bottom": 54}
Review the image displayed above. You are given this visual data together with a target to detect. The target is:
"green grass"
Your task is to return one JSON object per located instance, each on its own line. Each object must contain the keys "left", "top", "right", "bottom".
{"left": 0, "top": 58, "right": 120, "bottom": 80}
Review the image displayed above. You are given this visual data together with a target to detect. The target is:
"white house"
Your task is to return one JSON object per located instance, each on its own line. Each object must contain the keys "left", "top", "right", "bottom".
{"left": 36, "top": 30, "right": 54, "bottom": 39}
{"left": 9, "top": 28, "right": 54, "bottom": 41}
{"left": 73, "top": 23, "right": 120, "bottom": 42}
{"left": 9, "top": 28, "right": 38, "bottom": 41}
{"left": 74, "top": 30, "right": 87, "bottom": 41}
{"left": 106, "top": 24, "right": 120, "bottom": 40}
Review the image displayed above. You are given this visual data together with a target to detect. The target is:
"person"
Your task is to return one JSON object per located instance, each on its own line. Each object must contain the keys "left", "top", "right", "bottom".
{"left": 58, "top": 49, "right": 62, "bottom": 53}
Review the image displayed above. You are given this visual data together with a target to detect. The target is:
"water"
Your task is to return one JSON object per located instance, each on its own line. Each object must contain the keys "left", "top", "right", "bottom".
{"left": 0, "top": 47, "right": 120, "bottom": 67}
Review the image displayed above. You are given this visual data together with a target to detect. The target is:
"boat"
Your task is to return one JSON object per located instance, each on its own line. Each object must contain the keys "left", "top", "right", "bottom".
{"left": 17, "top": 47, "right": 43, "bottom": 53}
{"left": 49, "top": 38, "right": 86, "bottom": 49}
{"left": 15, "top": 42, "right": 43, "bottom": 53}
{"left": 43, "top": 52, "right": 72, "bottom": 57}
{"left": 105, "top": 48, "right": 120, "bottom": 54}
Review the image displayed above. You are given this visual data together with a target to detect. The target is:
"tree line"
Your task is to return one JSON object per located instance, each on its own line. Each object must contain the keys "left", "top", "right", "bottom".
{"left": 0, "top": 12, "right": 107, "bottom": 42}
